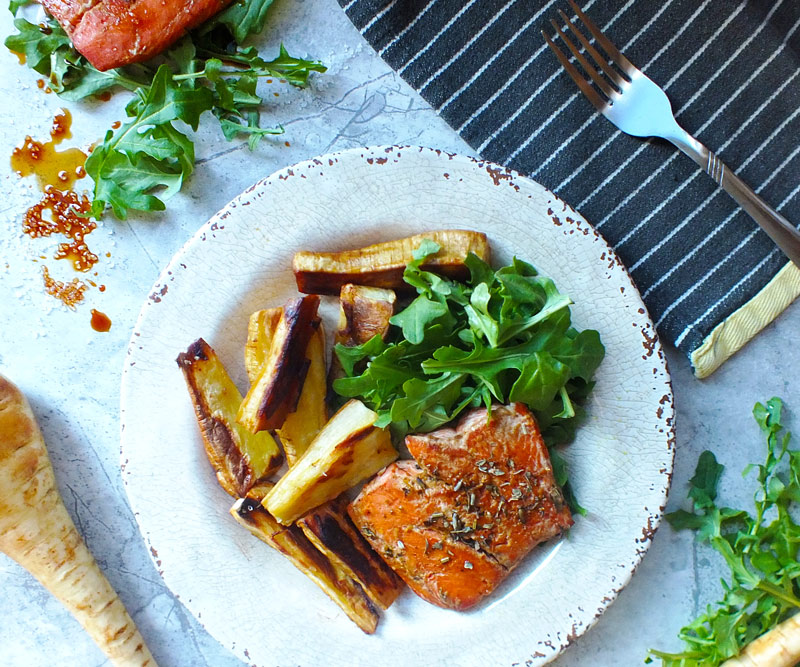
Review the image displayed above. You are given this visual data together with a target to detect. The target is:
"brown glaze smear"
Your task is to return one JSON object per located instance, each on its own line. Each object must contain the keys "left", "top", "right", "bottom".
{"left": 90, "top": 309, "right": 112, "bottom": 332}
{"left": 42, "top": 266, "right": 88, "bottom": 309}
{"left": 11, "top": 109, "right": 87, "bottom": 191}
{"left": 10, "top": 49, "right": 26, "bottom": 64}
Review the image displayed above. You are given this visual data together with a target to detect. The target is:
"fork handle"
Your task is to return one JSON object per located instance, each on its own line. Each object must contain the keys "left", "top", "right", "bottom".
{"left": 668, "top": 132, "right": 800, "bottom": 268}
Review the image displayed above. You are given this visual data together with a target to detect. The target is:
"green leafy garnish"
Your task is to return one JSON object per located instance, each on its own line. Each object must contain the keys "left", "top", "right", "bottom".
{"left": 4, "top": 1, "right": 326, "bottom": 218}
{"left": 333, "top": 242, "right": 605, "bottom": 512}
{"left": 201, "top": 0, "right": 276, "bottom": 43}
{"left": 648, "top": 397, "right": 800, "bottom": 666}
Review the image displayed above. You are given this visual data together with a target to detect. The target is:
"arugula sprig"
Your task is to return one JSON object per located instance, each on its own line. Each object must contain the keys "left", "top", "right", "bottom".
{"left": 333, "top": 241, "right": 605, "bottom": 512}
{"left": 648, "top": 398, "right": 800, "bottom": 666}
{"left": 4, "top": 0, "right": 326, "bottom": 219}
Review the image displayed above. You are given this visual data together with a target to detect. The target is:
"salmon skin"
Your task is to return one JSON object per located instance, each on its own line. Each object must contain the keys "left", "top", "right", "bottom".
{"left": 39, "top": 0, "right": 233, "bottom": 71}
{"left": 348, "top": 403, "right": 573, "bottom": 611}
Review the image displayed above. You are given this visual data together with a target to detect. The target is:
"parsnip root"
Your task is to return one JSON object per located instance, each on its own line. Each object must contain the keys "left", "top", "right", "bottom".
{"left": 722, "top": 613, "right": 800, "bottom": 667}
{"left": 0, "top": 374, "right": 156, "bottom": 666}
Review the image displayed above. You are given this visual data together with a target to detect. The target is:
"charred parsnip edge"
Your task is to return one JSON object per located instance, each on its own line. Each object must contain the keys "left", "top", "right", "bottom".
{"left": 238, "top": 295, "right": 321, "bottom": 433}
{"left": 230, "top": 496, "right": 378, "bottom": 634}
{"left": 297, "top": 499, "right": 404, "bottom": 610}
{"left": 177, "top": 338, "right": 282, "bottom": 497}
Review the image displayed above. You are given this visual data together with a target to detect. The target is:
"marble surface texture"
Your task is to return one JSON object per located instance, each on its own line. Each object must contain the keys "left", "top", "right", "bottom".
{"left": 0, "top": 1, "right": 798, "bottom": 665}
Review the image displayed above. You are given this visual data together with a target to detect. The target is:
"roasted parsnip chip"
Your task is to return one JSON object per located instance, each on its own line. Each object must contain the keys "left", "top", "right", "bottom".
{"left": 276, "top": 325, "right": 328, "bottom": 466}
{"left": 293, "top": 230, "right": 490, "bottom": 295}
{"left": 265, "top": 400, "right": 398, "bottom": 525}
{"left": 336, "top": 285, "right": 396, "bottom": 346}
{"left": 238, "top": 295, "right": 321, "bottom": 433}
{"left": 298, "top": 497, "right": 404, "bottom": 610}
{"left": 177, "top": 339, "right": 282, "bottom": 497}
{"left": 328, "top": 284, "right": 396, "bottom": 409}
{"left": 244, "top": 307, "right": 282, "bottom": 385}
{"left": 230, "top": 496, "right": 378, "bottom": 634}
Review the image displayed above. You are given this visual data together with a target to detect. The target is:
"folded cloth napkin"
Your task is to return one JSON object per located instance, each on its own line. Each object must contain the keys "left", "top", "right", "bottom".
{"left": 338, "top": 0, "right": 800, "bottom": 376}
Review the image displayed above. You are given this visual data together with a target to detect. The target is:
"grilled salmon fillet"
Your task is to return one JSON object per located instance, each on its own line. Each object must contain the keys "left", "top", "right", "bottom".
{"left": 40, "top": 0, "right": 233, "bottom": 71}
{"left": 348, "top": 403, "right": 573, "bottom": 611}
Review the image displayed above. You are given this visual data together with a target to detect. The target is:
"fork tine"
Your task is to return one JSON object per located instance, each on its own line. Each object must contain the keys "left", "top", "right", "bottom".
{"left": 557, "top": 9, "right": 625, "bottom": 90}
{"left": 543, "top": 29, "right": 607, "bottom": 113}
{"left": 550, "top": 18, "right": 616, "bottom": 100}
{"left": 567, "top": 0, "right": 634, "bottom": 75}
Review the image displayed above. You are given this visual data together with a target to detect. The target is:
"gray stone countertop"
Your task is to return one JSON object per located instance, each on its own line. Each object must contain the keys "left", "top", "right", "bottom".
{"left": 1, "top": 1, "right": 798, "bottom": 665}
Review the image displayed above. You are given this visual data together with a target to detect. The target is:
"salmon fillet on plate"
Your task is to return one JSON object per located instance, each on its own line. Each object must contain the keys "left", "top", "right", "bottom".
{"left": 40, "top": 0, "right": 232, "bottom": 70}
{"left": 349, "top": 403, "right": 573, "bottom": 611}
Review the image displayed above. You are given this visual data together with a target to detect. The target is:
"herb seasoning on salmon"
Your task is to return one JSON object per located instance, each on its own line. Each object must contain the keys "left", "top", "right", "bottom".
{"left": 349, "top": 403, "right": 573, "bottom": 611}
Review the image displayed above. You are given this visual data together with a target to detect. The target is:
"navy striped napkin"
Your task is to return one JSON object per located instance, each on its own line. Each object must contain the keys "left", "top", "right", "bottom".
{"left": 337, "top": 0, "right": 800, "bottom": 372}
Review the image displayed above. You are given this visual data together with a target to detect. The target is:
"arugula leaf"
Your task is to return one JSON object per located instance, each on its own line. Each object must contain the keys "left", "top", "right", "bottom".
{"left": 260, "top": 44, "right": 328, "bottom": 87}
{"left": 464, "top": 282, "right": 500, "bottom": 347}
{"left": 127, "top": 65, "right": 214, "bottom": 129}
{"left": 649, "top": 398, "right": 800, "bottom": 666}
{"left": 549, "top": 447, "right": 586, "bottom": 516}
{"left": 465, "top": 251, "right": 496, "bottom": 287}
{"left": 550, "top": 329, "right": 605, "bottom": 381}
{"left": 84, "top": 66, "right": 213, "bottom": 218}
{"left": 401, "top": 239, "right": 448, "bottom": 296}
{"left": 496, "top": 276, "right": 573, "bottom": 345}
{"left": 201, "top": 0, "right": 275, "bottom": 43}
{"left": 5, "top": 18, "right": 70, "bottom": 72}
{"left": 9, "top": 0, "right": 30, "bottom": 16}
{"left": 58, "top": 65, "right": 146, "bottom": 100}
{"left": 390, "top": 295, "right": 449, "bottom": 345}
{"left": 334, "top": 335, "right": 387, "bottom": 377}
{"left": 391, "top": 373, "right": 466, "bottom": 430}
{"left": 508, "top": 352, "right": 570, "bottom": 410}
{"left": 687, "top": 450, "right": 725, "bottom": 510}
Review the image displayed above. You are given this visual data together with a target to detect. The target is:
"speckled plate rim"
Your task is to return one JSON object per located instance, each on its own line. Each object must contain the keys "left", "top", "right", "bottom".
{"left": 120, "top": 145, "right": 675, "bottom": 667}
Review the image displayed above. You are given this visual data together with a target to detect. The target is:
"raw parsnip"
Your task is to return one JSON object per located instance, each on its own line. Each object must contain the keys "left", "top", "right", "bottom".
{"left": 0, "top": 374, "right": 156, "bottom": 666}
{"left": 721, "top": 614, "right": 800, "bottom": 667}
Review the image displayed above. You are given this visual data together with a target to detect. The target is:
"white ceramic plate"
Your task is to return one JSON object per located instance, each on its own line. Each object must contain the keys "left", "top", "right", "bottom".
{"left": 120, "top": 146, "right": 674, "bottom": 666}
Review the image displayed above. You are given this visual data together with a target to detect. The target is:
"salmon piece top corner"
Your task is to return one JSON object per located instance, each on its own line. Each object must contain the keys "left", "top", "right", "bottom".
{"left": 40, "top": 0, "right": 233, "bottom": 71}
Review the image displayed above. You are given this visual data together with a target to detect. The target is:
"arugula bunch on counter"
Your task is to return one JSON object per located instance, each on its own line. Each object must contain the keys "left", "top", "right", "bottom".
{"left": 4, "top": 0, "right": 326, "bottom": 219}
{"left": 648, "top": 397, "right": 800, "bottom": 666}
{"left": 333, "top": 241, "right": 605, "bottom": 511}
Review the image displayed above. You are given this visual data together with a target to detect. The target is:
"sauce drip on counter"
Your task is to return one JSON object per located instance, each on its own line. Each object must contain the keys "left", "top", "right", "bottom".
{"left": 11, "top": 110, "right": 87, "bottom": 191}
{"left": 23, "top": 188, "right": 98, "bottom": 272}
{"left": 90, "top": 309, "right": 112, "bottom": 332}
{"left": 12, "top": 110, "right": 105, "bottom": 317}
{"left": 42, "top": 266, "right": 88, "bottom": 309}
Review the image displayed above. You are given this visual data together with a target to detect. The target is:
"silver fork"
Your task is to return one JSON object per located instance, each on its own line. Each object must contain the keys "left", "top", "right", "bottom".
{"left": 544, "top": 0, "right": 800, "bottom": 268}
